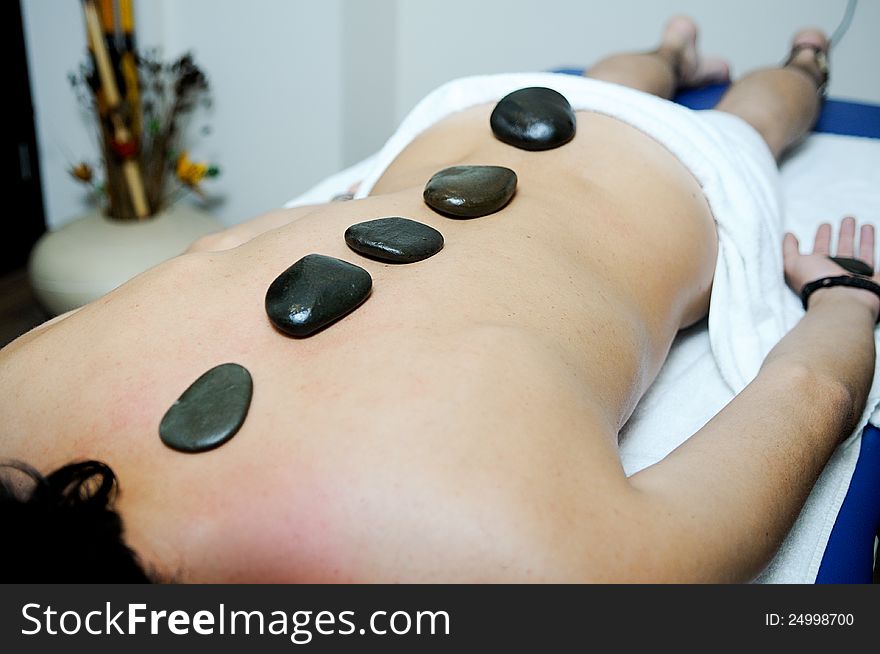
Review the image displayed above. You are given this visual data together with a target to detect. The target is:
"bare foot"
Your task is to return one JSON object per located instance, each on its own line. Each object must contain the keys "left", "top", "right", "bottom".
{"left": 659, "top": 16, "right": 730, "bottom": 88}
{"left": 785, "top": 28, "right": 829, "bottom": 91}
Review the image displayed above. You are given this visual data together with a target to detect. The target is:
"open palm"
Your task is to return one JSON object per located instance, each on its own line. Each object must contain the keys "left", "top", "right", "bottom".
{"left": 783, "top": 217, "right": 878, "bottom": 293}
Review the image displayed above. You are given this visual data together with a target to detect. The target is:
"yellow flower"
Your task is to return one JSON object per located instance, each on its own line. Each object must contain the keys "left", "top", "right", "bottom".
{"left": 176, "top": 151, "right": 209, "bottom": 186}
{"left": 69, "top": 162, "right": 93, "bottom": 183}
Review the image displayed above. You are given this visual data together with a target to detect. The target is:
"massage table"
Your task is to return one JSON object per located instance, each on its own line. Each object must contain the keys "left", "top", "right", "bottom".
{"left": 285, "top": 76, "right": 880, "bottom": 583}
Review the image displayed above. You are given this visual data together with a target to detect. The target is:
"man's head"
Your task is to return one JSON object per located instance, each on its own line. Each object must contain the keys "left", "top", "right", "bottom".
{"left": 1, "top": 459, "right": 150, "bottom": 582}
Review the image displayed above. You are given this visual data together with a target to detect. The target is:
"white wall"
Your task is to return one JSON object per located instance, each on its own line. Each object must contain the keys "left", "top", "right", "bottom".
{"left": 158, "top": 1, "right": 346, "bottom": 223}
{"left": 22, "top": 0, "right": 111, "bottom": 231}
{"left": 342, "top": 0, "right": 397, "bottom": 166}
{"left": 392, "top": 0, "right": 880, "bottom": 134}
{"left": 22, "top": 0, "right": 880, "bottom": 230}
{"left": 347, "top": 0, "right": 879, "bottom": 168}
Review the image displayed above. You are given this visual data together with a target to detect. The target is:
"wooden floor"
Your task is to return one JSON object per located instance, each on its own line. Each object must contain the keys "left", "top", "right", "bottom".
{"left": 0, "top": 267, "right": 49, "bottom": 348}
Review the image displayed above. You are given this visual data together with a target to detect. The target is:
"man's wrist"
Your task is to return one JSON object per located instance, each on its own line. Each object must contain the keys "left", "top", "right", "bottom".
{"left": 806, "top": 284, "right": 880, "bottom": 322}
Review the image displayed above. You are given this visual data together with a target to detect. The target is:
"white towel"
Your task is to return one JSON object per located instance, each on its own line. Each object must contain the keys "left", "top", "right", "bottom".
{"left": 286, "top": 74, "right": 880, "bottom": 582}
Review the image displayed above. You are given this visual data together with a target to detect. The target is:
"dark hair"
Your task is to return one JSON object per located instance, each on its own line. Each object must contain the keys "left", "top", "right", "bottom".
{"left": 0, "top": 460, "right": 151, "bottom": 582}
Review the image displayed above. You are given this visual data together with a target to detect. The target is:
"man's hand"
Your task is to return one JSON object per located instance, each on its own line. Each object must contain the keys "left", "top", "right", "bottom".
{"left": 782, "top": 216, "right": 880, "bottom": 319}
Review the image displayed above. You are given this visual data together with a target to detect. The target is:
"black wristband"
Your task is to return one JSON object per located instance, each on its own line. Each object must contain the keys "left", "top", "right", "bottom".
{"left": 801, "top": 275, "right": 880, "bottom": 323}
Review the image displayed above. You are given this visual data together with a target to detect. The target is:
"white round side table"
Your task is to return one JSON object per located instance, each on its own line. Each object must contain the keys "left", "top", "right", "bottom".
{"left": 28, "top": 205, "right": 222, "bottom": 316}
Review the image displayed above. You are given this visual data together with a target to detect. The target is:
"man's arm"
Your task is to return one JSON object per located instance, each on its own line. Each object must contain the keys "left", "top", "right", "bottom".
{"left": 623, "top": 218, "right": 878, "bottom": 582}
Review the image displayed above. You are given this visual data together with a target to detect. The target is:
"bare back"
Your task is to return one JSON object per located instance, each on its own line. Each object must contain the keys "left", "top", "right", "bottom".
{"left": 0, "top": 106, "right": 718, "bottom": 581}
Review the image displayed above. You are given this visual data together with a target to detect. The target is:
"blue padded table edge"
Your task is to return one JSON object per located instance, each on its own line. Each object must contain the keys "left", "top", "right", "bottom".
{"left": 816, "top": 424, "right": 880, "bottom": 583}
{"left": 553, "top": 69, "right": 880, "bottom": 139}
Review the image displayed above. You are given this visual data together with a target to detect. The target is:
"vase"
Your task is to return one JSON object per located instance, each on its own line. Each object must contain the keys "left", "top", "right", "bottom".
{"left": 28, "top": 204, "right": 223, "bottom": 316}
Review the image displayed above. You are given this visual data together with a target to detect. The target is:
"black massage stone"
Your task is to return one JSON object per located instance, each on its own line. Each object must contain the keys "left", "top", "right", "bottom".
{"left": 490, "top": 87, "right": 576, "bottom": 151}
{"left": 159, "top": 363, "right": 253, "bottom": 453}
{"left": 344, "top": 217, "right": 444, "bottom": 263}
{"left": 265, "top": 253, "right": 372, "bottom": 337}
{"left": 830, "top": 256, "right": 874, "bottom": 277}
{"left": 423, "top": 165, "right": 517, "bottom": 219}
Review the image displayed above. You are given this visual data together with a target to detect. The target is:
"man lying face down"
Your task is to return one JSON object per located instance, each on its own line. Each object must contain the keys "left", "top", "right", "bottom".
{"left": 2, "top": 18, "right": 877, "bottom": 583}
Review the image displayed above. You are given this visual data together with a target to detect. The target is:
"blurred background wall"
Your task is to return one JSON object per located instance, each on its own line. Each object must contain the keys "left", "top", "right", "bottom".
{"left": 21, "top": 0, "right": 880, "bottom": 229}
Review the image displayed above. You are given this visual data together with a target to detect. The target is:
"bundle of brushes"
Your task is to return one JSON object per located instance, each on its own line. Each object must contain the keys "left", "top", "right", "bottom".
{"left": 68, "top": 0, "right": 218, "bottom": 221}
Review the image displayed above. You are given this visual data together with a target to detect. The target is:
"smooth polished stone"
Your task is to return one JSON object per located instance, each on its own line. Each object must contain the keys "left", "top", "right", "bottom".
{"left": 344, "top": 217, "right": 444, "bottom": 263}
{"left": 423, "top": 165, "right": 517, "bottom": 218}
{"left": 159, "top": 363, "right": 253, "bottom": 453}
{"left": 265, "top": 254, "right": 372, "bottom": 337}
{"left": 490, "top": 87, "right": 576, "bottom": 151}
{"left": 829, "top": 256, "right": 874, "bottom": 276}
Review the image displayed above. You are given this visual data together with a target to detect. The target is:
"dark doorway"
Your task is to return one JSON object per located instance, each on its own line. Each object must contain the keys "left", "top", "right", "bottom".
{"left": 1, "top": 0, "right": 46, "bottom": 275}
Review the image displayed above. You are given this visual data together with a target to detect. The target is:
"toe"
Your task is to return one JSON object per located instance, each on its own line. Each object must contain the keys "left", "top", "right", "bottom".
{"left": 661, "top": 15, "right": 697, "bottom": 53}
{"left": 792, "top": 28, "right": 829, "bottom": 52}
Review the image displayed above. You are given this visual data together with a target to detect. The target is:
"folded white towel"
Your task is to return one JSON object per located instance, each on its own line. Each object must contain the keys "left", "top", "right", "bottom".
{"left": 286, "top": 74, "right": 880, "bottom": 582}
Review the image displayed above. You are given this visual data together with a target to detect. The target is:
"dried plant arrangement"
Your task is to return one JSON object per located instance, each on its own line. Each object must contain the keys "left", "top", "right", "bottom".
{"left": 68, "top": 0, "right": 218, "bottom": 221}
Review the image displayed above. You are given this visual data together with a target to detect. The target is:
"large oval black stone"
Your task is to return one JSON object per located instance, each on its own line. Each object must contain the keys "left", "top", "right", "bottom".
{"left": 265, "top": 254, "right": 372, "bottom": 337}
{"left": 159, "top": 363, "right": 253, "bottom": 453}
{"left": 490, "top": 87, "right": 576, "bottom": 151}
{"left": 423, "top": 165, "right": 517, "bottom": 219}
{"left": 344, "top": 217, "right": 444, "bottom": 263}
